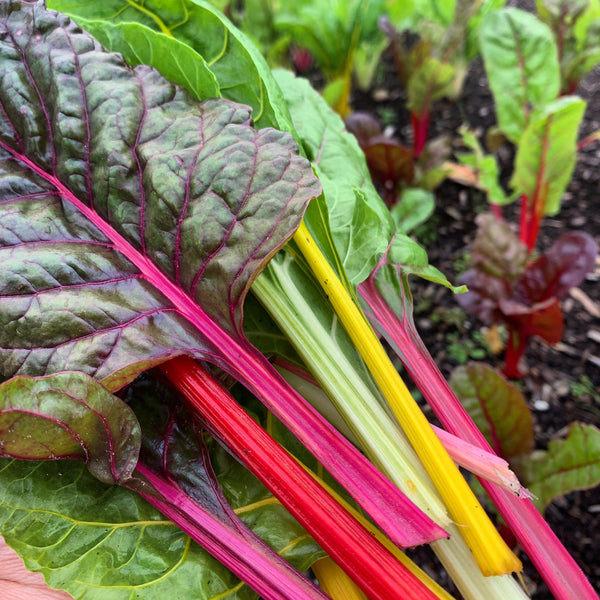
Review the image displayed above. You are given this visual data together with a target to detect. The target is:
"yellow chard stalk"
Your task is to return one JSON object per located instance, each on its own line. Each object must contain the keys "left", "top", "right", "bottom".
{"left": 312, "top": 558, "right": 368, "bottom": 600}
{"left": 293, "top": 222, "right": 522, "bottom": 577}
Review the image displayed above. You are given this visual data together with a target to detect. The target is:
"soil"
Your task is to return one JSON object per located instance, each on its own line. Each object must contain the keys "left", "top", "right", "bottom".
{"left": 349, "top": 45, "right": 600, "bottom": 600}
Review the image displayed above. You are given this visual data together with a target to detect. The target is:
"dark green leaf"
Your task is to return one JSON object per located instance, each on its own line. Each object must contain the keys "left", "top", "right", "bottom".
{"left": 0, "top": 372, "right": 139, "bottom": 484}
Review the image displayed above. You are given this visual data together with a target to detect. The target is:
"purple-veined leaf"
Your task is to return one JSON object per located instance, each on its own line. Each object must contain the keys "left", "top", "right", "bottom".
{"left": 0, "top": 1, "right": 431, "bottom": 550}
{"left": 0, "top": 371, "right": 140, "bottom": 483}
{"left": 449, "top": 363, "right": 534, "bottom": 459}
{"left": 513, "top": 231, "right": 598, "bottom": 303}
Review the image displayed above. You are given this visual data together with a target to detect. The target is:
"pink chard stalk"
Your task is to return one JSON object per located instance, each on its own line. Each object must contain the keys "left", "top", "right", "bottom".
{"left": 358, "top": 250, "right": 599, "bottom": 600}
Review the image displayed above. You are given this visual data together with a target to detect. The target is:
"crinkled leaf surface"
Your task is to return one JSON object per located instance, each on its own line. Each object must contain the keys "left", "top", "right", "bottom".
{"left": 449, "top": 363, "right": 534, "bottom": 459}
{"left": 479, "top": 8, "right": 560, "bottom": 142}
{"left": 515, "top": 423, "right": 600, "bottom": 512}
{"left": 47, "top": 0, "right": 293, "bottom": 132}
{"left": 511, "top": 96, "right": 586, "bottom": 216}
{"left": 67, "top": 17, "right": 221, "bottom": 101}
{"left": 0, "top": 1, "right": 319, "bottom": 389}
{"left": 0, "top": 372, "right": 139, "bottom": 484}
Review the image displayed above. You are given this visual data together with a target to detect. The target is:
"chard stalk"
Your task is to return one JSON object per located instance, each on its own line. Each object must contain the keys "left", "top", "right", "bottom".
{"left": 293, "top": 221, "right": 522, "bottom": 577}
{"left": 358, "top": 269, "right": 600, "bottom": 600}
{"left": 131, "top": 462, "right": 330, "bottom": 600}
{"left": 311, "top": 557, "right": 367, "bottom": 600}
{"left": 159, "top": 356, "right": 445, "bottom": 600}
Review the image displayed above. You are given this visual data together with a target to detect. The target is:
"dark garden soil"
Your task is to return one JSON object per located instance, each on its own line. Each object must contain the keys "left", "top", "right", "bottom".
{"left": 348, "top": 48, "right": 600, "bottom": 600}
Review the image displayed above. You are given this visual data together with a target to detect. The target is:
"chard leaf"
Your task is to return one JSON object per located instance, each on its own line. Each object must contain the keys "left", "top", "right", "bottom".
{"left": 272, "top": 69, "right": 393, "bottom": 284}
{"left": 449, "top": 363, "right": 535, "bottom": 459}
{"left": 0, "top": 0, "right": 319, "bottom": 389}
{"left": 516, "top": 423, "right": 600, "bottom": 512}
{"left": 513, "top": 231, "right": 598, "bottom": 303}
{"left": 47, "top": 0, "right": 293, "bottom": 132}
{"left": 0, "top": 372, "right": 139, "bottom": 484}
{"left": 479, "top": 8, "right": 561, "bottom": 142}
{"left": 67, "top": 17, "right": 221, "bottom": 101}
{"left": 0, "top": 458, "right": 257, "bottom": 600}
{"left": 407, "top": 57, "right": 455, "bottom": 115}
{"left": 511, "top": 96, "right": 586, "bottom": 215}
{"left": 391, "top": 189, "right": 435, "bottom": 234}
{"left": 0, "top": 375, "right": 325, "bottom": 600}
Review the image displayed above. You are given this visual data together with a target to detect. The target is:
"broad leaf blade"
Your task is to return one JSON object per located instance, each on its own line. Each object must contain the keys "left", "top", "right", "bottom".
{"left": 0, "top": 1, "right": 319, "bottom": 387}
{"left": 479, "top": 8, "right": 561, "bottom": 142}
{"left": 0, "top": 373, "right": 140, "bottom": 484}
{"left": 517, "top": 423, "right": 600, "bottom": 512}
{"left": 511, "top": 96, "right": 586, "bottom": 215}
{"left": 449, "top": 363, "right": 535, "bottom": 459}
{"left": 47, "top": 0, "right": 294, "bottom": 132}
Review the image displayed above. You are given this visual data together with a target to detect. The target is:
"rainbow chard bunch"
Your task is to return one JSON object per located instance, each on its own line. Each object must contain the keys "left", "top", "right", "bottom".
{"left": 0, "top": 2, "right": 597, "bottom": 600}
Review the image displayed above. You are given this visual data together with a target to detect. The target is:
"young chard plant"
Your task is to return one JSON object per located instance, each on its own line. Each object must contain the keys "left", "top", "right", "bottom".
{"left": 455, "top": 7, "right": 599, "bottom": 377}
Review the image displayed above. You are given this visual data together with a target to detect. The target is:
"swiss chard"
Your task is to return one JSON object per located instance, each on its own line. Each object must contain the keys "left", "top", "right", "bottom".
{"left": 0, "top": 0, "right": 440, "bottom": 592}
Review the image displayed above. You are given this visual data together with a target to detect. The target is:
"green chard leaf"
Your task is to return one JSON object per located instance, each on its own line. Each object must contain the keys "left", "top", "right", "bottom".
{"left": 47, "top": 0, "right": 294, "bottom": 132}
{"left": 67, "top": 17, "right": 221, "bottom": 101}
{"left": 479, "top": 8, "right": 561, "bottom": 143}
{"left": 511, "top": 96, "right": 586, "bottom": 215}
{"left": 516, "top": 424, "right": 600, "bottom": 512}
{"left": 272, "top": 69, "right": 394, "bottom": 284}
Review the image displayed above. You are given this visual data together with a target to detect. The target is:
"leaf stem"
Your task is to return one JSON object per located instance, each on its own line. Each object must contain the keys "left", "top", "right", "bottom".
{"left": 358, "top": 272, "right": 599, "bottom": 599}
{"left": 159, "top": 356, "right": 443, "bottom": 600}
{"left": 293, "top": 221, "right": 521, "bottom": 577}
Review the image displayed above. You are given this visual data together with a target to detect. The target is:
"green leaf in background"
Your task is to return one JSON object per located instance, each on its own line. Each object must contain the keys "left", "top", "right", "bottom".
{"left": 511, "top": 96, "right": 586, "bottom": 215}
{"left": 273, "top": 69, "right": 394, "bottom": 284}
{"left": 391, "top": 189, "right": 435, "bottom": 234}
{"left": 407, "top": 57, "right": 455, "bottom": 115}
{"left": 479, "top": 8, "right": 561, "bottom": 143}
{"left": 449, "top": 363, "right": 535, "bottom": 459}
{"left": 516, "top": 423, "right": 600, "bottom": 512}
{"left": 70, "top": 17, "right": 220, "bottom": 101}
{"left": 0, "top": 373, "right": 140, "bottom": 484}
{"left": 456, "top": 128, "right": 510, "bottom": 206}
{"left": 47, "top": 0, "right": 294, "bottom": 132}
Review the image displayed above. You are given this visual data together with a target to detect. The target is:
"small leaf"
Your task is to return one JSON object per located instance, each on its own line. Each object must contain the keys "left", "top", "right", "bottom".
{"left": 391, "top": 189, "right": 435, "bottom": 234}
{"left": 499, "top": 296, "right": 564, "bottom": 344}
{"left": 511, "top": 96, "right": 586, "bottom": 215}
{"left": 513, "top": 231, "right": 598, "bottom": 303}
{"left": 517, "top": 423, "right": 600, "bottom": 512}
{"left": 0, "top": 373, "right": 140, "bottom": 484}
{"left": 407, "top": 57, "right": 455, "bottom": 115}
{"left": 449, "top": 362, "right": 535, "bottom": 458}
{"left": 480, "top": 8, "right": 561, "bottom": 142}
{"left": 470, "top": 213, "right": 529, "bottom": 283}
